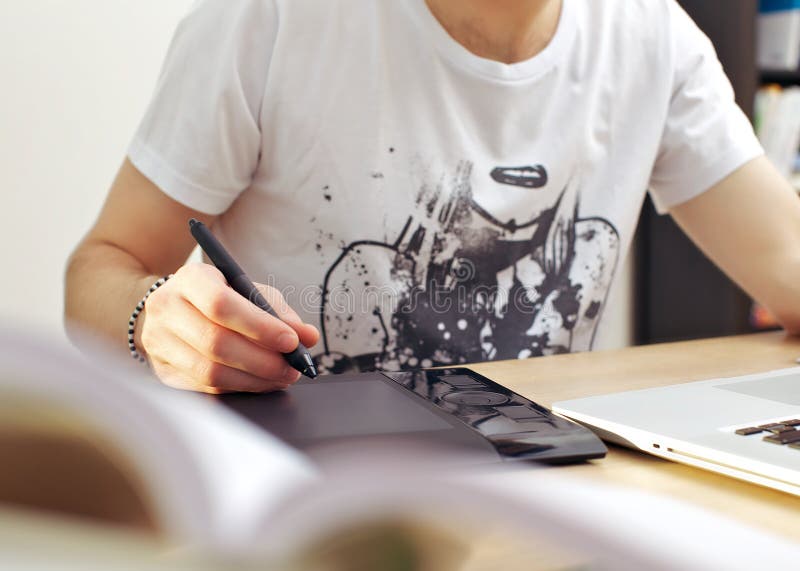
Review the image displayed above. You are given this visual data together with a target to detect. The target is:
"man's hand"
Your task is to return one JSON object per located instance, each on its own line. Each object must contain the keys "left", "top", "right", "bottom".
{"left": 65, "top": 159, "right": 319, "bottom": 393}
{"left": 136, "top": 263, "right": 319, "bottom": 394}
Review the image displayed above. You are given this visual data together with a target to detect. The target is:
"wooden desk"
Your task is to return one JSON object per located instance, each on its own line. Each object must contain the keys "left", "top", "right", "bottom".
{"left": 468, "top": 331, "right": 800, "bottom": 544}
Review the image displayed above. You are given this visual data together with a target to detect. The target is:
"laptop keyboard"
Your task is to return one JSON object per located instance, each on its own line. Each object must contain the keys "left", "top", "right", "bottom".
{"left": 734, "top": 419, "right": 800, "bottom": 449}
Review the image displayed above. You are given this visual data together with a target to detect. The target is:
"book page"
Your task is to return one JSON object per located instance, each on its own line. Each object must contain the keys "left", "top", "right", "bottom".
{"left": 142, "top": 386, "right": 319, "bottom": 552}
{"left": 247, "top": 447, "right": 800, "bottom": 569}
{"left": 0, "top": 328, "right": 318, "bottom": 550}
{"left": 5, "top": 328, "right": 800, "bottom": 568}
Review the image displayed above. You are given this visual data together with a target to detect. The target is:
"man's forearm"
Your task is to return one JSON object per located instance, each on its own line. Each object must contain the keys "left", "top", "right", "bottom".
{"left": 64, "top": 240, "right": 160, "bottom": 353}
{"left": 670, "top": 157, "right": 800, "bottom": 337}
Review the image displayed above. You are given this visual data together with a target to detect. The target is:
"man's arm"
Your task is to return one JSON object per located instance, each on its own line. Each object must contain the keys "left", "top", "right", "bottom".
{"left": 669, "top": 155, "right": 800, "bottom": 334}
{"left": 65, "top": 159, "right": 318, "bottom": 393}
{"left": 66, "top": 159, "right": 213, "bottom": 343}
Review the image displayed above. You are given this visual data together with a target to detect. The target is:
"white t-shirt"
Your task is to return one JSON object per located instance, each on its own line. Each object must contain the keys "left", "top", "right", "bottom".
{"left": 129, "top": 0, "right": 762, "bottom": 374}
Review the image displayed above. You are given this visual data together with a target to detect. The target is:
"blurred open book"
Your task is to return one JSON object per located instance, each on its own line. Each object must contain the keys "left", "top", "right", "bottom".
{"left": 1, "top": 327, "right": 799, "bottom": 571}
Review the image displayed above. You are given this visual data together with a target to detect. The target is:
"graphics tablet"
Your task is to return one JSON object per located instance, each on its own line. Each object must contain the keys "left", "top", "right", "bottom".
{"left": 216, "top": 368, "right": 606, "bottom": 464}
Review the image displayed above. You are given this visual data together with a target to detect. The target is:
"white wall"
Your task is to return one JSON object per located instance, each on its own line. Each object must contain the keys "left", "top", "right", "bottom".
{"left": 0, "top": 1, "right": 634, "bottom": 349}
{"left": 0, "top": 1, "right": 193, "bottom": 335}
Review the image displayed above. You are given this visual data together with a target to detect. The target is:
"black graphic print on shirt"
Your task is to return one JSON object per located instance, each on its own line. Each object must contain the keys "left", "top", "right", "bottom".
{"left": 315, "top": 160, "right": 620, "bottom": 375}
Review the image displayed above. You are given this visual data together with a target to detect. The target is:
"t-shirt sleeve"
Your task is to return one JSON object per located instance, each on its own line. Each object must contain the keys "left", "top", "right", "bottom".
{"left": 647, "top": 0, "right": 764, "bottom": 215}
{"left": 128, "top": 0, "right": 277, "bottom": 215}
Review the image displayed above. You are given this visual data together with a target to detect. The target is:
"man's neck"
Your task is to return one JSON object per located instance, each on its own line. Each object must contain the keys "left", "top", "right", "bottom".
{"left": 424, "top": 0, "right": 563, "bottom": 64}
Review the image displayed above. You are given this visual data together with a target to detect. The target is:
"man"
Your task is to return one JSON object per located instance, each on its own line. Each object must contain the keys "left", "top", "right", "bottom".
{"left": 65, "top": 0, "right": 800, "bottom": 394}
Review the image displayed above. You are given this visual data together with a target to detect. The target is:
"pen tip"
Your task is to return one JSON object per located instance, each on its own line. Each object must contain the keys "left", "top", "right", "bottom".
{"left": 305, "top": 365, "right": 318, "bottom": 379}
{"left": 189, "top": 218, "right": 199, "bottom": 229}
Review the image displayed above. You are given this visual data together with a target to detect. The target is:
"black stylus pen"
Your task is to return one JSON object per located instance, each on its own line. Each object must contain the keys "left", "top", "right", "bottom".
{"left": 188, "top": 219, "right": 318, "bottom": 379}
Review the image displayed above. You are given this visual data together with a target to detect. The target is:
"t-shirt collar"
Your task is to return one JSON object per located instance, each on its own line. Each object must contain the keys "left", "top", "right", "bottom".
{"left": 407, "top": 0, "right": 576, "bottom": 83}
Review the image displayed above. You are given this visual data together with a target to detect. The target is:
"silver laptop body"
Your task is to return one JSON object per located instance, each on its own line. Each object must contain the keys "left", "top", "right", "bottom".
{"left": 553, "top": 368, "right": 800, "bottom": 496}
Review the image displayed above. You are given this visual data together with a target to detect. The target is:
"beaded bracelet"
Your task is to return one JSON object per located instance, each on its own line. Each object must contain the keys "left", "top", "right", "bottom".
{"left": 128, "top": 275, "right": 173, "bottom": 363}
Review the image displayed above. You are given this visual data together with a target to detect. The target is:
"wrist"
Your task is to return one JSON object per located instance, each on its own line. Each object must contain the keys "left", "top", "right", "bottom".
{"left": 128, "top": 275, "right": 172, "bottom": 363}
{"left": 132, "top": 275, "right": 159, "bottom": 352}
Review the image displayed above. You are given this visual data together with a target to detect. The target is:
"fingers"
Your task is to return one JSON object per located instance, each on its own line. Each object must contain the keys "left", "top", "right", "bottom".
{"left": 148, "top": 334, "right": 296, "bottom": 394}
{"left": 173, "top": 265, "right": 302, "bottom": 352}
{"left": 139, "top": 262, "right": 320, "bottom": 395}
{"left": 297, "top": 322, "right": 320, "bottom": 350}
{"left": 254, "top": 282, "right": 321, "bottom": 348}
{"left": 254, "top": 282, "right": 303, "bottom": 324}
{"left": 167, "top": 297, "right": 301, "bottom": 384}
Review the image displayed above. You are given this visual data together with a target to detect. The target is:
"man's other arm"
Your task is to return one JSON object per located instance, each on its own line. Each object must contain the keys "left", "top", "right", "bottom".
{"left": 670, "top": 156, "right": 800, "bottom": 334}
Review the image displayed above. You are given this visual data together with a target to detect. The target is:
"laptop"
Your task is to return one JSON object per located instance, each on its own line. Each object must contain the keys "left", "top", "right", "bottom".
{"left": 552, "top": 367, "right": 800, "bottom": 496}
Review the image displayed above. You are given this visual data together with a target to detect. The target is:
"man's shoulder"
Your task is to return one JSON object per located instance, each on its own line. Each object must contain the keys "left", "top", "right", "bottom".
{"left": 578, "top": 0, "right": 672, "bottom": 35}
{"left": 183, "top": 0, "right": 278, "bottom": 30}
{"left": 579, "top": 0, "right": 672, "bottom": 20}
{"left": 572, "top": 0, "right": 678, "bottom": 73}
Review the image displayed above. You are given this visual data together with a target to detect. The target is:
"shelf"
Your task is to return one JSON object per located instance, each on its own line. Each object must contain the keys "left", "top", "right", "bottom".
{"left": 761, "top": 69, "right": 800, "bottom": 85}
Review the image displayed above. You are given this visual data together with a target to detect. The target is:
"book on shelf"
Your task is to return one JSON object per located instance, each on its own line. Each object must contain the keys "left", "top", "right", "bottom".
{"left": 2, "top": 327, "right": 799, "bottom": 570}
{"left": 758, "top": 0, "right": 800, "bottom": 71}
{"left": 754, "top": 84, "right": 800, "bottom": 181}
